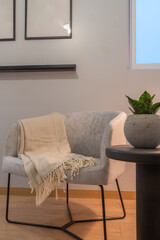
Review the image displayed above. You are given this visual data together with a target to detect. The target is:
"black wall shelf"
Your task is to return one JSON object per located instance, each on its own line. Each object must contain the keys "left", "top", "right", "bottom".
{"left": 0, "top": 64, "right": 76, "bottom": 72}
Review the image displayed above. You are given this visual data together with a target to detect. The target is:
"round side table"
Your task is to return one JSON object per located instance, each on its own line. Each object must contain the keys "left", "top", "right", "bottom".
{"left": 106, "top": 145, "right": 160, "bottom": 240}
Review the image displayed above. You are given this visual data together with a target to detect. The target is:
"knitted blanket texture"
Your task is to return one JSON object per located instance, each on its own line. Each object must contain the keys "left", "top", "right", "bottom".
{"left": 18, "top": 113, "right": 95, "bottom": 206}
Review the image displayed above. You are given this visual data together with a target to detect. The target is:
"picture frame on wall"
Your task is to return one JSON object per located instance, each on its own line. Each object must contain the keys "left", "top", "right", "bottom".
{"left": 25, "top": 0, "right": 72, "bottom": 40}
{"left": 0, "top": 0, "right": 16, "bottom": 41}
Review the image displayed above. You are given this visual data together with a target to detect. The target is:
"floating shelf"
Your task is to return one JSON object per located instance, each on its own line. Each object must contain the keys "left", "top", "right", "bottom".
{"left": 0, "top": 64, "right": 76, "bottom": 72}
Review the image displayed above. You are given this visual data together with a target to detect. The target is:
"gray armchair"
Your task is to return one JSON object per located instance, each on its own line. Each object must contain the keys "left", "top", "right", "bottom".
{"left": 3, "top": 111, "right": 127, "bottom": 240}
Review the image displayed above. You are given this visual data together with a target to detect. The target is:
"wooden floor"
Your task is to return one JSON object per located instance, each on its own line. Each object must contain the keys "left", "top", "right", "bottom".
{"left": 0, "top": 195, "right": 136, "bottom": 240}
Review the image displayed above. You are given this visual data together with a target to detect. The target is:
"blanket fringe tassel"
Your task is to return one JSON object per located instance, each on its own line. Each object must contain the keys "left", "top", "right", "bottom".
{"left": 29, "top": 156, "right": 95, "bottom": 206}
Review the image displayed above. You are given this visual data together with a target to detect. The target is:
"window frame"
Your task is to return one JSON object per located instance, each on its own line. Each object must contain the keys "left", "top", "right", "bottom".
{"left": 130, "top": 0, "right": 160, "bottom": 69}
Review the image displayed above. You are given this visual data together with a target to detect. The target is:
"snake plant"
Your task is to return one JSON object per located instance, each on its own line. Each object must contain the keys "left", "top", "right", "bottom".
{"left": 126, "top": 91, "right": 160, "bottom": 114}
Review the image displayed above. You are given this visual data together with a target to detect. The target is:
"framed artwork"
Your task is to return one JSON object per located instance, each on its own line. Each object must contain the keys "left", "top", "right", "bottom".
{"left": 0, "top": 0, "right": 16, "bottom": 41}
{"left": 25, "top": 0, "right": 72, "bottom": 40}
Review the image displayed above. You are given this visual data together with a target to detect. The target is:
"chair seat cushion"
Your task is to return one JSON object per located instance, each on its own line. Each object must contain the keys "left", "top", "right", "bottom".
{"left": 66, "top": 158, "right": 106, "bottom": 185}
{"left": 2, "top": 156, "right": 106, "bottom": 185}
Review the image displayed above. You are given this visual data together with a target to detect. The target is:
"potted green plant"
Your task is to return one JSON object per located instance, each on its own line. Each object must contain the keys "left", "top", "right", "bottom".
{"left": 124, "top": 91, "right": 160, "bottom": 148}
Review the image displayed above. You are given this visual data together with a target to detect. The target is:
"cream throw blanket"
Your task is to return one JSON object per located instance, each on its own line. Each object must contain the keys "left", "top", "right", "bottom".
{"left": 18, "top": 113, "right": 95, "bottom": 206}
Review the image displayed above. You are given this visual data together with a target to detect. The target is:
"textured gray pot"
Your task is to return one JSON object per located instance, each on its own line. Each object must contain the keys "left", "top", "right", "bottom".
{"left": 124, "top": 114, "right": 160, "bottom": 148}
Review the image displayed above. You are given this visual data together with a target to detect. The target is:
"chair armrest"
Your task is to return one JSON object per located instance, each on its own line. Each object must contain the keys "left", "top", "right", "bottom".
{"left": 100, "top": 112, "right": 127, "bottom": 184}
{"left": 4, "top": 123, "right": 18, "bottom": 157}
{"left": 109, "top": 112, "right": 127, "bottom": 146}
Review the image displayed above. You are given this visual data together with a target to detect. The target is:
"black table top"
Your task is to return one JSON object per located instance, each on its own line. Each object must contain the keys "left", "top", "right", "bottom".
{"left": 106, "top": 145, "right": 160, "bottom": 164}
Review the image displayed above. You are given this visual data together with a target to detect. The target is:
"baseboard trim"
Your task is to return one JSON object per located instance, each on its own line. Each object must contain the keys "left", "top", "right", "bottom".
{"left": 0, "top": 187, "right": 136, "bottom": 200}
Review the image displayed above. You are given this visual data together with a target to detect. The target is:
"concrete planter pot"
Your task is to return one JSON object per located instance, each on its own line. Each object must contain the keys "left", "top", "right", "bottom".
{"left": 124, "top": 114, "right": 160, "bottom": 148}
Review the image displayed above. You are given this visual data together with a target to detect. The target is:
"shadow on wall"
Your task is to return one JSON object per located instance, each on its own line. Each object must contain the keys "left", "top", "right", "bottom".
{"left": 0, "top": 71, "right": 78, "bottom": 81}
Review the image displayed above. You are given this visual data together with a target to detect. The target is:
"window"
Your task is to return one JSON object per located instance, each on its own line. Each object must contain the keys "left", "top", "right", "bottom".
{"left": 131, "top": 0, "right": 160, "bottom": 69}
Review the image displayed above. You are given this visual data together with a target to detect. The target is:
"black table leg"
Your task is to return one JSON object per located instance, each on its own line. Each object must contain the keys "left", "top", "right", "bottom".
{"left": 136, "top": 163, "right": 160, "bottom": 240}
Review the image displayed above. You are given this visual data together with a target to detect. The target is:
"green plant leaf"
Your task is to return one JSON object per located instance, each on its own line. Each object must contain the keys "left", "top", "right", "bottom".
{"left": 139, "top": 91, "right": 153, "bottom": 112}
{"left": 150, "top": 102, "right": 160, "bottom": 114}
{"left": 151, "top": 94, "right": 155, "bottom": 100}
{"left": 129, "top": 107, "right": 135, "bottom": 114}
{"left": 126, "top": 96, "right": 144, "bottom": 114}
{"left": 126, "top": 92, "right": 160, "bottom": 114}
{"left": 139, "top": 91, "right": 152, "bottom": 103}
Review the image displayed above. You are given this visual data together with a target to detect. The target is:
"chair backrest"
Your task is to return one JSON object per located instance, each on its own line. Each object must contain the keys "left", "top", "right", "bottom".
{"left": 4, "top": 111, "right": 120, "bottom": 158}
{"left": 64, "top": 111, "right": 119, "bottom": 158}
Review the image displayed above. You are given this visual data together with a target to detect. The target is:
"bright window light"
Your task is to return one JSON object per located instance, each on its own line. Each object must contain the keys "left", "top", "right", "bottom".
{"left": 131, "top": 0, "right": 160, "bottom": 69}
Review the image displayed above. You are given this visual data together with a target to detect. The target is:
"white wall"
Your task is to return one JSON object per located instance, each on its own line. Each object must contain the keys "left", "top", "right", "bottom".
{"left": 0, "top": 0, "right": 160, "bottom": 191}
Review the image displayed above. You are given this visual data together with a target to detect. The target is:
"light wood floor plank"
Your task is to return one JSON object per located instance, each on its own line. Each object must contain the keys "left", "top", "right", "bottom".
{"left": 0, "top": 196, "right": 136, "bottom": 240}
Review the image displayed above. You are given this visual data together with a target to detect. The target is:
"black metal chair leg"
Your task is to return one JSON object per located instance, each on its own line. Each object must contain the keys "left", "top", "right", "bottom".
{"left": 66, "top": 183, "right": 73, "bottom": 222}
{"left": 6, "top": 174, "right": 125, "bottom": 240}
{"left": 66, "top": 183, "right": 108, "bottom": 239}
{"left": 99, "top": 185, "right": 107, "bottom": 240}
{"left": 104, "top": 179, "right": 126, "bottom": 221}
{"left": 6, "top": 174, "right": 83, "bottom": 240}
{"left": 6, "top": 173, "right": 10, "bottom": 222}
{"left": 68, "top": 179, "right": 126, "bottom": 224}
{"left": 67, "top": 183, "right": 69, "bottom": 205}
{"left": 115, "top": 179, "right": 126, "bottom": 219}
